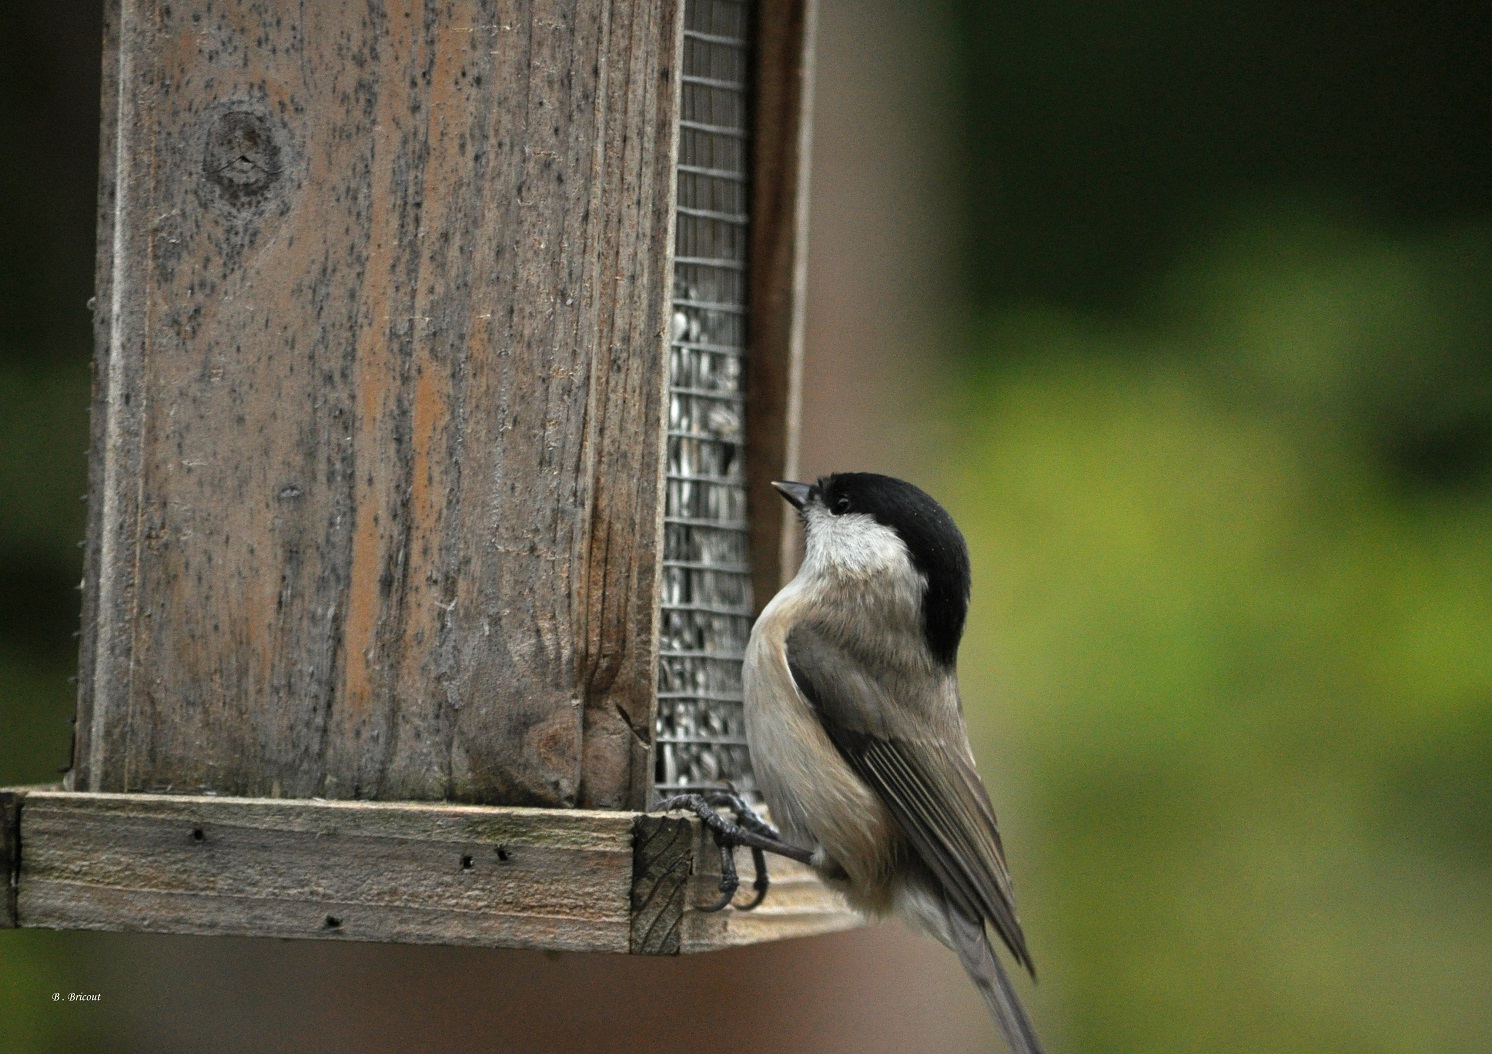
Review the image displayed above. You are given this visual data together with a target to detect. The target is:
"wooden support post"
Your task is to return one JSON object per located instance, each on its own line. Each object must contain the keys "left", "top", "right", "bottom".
{"left": 79, "top": 1, "right": 686, "bottom": 809}
{"left": 748, "top": 0, "right": 817, "bottom": 607}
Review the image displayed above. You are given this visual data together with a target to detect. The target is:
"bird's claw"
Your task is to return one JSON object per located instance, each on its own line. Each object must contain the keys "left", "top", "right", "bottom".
{"left": 655, "top": 791, "right": 787, "bottom": 913}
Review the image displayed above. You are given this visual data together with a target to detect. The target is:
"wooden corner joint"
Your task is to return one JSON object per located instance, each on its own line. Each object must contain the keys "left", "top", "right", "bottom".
{"left": 629, "top": 814, "right": 694, "bottom": 955}
{"left": 1, "top": 790, "right": 20, "bottom": 928}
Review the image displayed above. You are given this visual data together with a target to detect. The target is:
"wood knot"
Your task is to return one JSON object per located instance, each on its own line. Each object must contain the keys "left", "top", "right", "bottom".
{"left": 203, "top": 110, "right": 283, "bottom": 209}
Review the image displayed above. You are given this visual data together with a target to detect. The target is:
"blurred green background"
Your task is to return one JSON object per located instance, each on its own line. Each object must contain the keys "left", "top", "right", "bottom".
{"left": 2, "top": 1, "right": 1489, "bottom": 1052}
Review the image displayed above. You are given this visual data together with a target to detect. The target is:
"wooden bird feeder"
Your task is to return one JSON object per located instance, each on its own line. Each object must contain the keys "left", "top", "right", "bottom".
{"left": 1, "top": 0, "right": 857, "bottom": 955}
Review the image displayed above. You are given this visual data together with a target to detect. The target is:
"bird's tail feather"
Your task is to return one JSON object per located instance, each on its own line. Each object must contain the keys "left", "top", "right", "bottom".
{"left": 944, "top": 897, "right": 1045, "bottom": 1054}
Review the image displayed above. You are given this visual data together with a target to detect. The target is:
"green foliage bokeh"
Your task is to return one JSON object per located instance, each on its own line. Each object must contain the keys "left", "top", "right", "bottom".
{"left": 946, "top": 214, "right": 1492, "bottom": 1052}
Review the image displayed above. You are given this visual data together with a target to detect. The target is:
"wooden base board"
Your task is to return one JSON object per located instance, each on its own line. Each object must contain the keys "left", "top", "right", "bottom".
{"left": 0, "top": 789, "right": 859, "bottom": 954}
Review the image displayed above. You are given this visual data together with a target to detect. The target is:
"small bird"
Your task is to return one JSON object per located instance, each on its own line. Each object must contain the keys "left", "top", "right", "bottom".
{"left": 745, "top": 472, "right": 1044, "bottom": 1053}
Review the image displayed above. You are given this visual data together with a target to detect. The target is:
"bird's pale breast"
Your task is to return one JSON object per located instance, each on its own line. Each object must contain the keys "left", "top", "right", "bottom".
{"left": 744, "top": 582, "right": 903, "bottom": 906}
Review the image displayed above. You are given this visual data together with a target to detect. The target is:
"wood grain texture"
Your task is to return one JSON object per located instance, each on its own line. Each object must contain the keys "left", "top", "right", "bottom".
{"left": 1, "top": 792, "right": 18, "bottom": 927}
{"left": 630, "top": 814, "right": 693, "bottom": 954}
{"left": 3, "top": 789, "right": 858, "bottom": 952}
{"left": 17, "top": 790, "right": 637, "bottom": 949}
{"left": 747, "top": 0, "right": 817, "bottom": 608}
{"left": 78, "top": 0, "right": 685, "bottom": 808}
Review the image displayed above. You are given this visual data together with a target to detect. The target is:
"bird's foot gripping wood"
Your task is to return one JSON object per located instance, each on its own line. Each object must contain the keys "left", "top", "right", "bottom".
{"left": 655, "top": 791, "right": 814, "bottom": 913}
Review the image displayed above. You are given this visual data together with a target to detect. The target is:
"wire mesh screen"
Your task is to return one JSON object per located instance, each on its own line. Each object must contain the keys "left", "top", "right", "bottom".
{"left": 655, "top": 0, "right": 757, "bottom": 799}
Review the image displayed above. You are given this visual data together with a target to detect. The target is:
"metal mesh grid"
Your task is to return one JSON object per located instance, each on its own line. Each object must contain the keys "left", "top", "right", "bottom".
{"left": 655, "top": 0, "right": 757, "bottom": 798}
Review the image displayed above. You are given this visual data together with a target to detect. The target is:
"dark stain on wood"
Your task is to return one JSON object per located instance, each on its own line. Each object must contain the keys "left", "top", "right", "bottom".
{"left": 77, "top": 1, "right": 687, "bottom": 809}
{"left": 1, "top": 791, "right": 19, "bottom": 927}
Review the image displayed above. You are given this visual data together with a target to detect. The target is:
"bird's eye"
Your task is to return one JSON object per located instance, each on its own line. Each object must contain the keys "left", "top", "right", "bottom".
{"left": 831, "top": 495, "right": 851, "bottom": 515}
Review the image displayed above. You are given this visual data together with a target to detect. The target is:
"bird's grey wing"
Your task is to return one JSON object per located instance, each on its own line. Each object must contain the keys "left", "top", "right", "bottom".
{"left": 785, "top": 623, "right": 1034, "bottom": 975}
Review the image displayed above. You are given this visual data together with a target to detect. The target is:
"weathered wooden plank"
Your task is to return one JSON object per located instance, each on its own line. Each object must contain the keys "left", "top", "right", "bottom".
{"left": 27, "top": 882, "right": 632, "bottom": 953}
{"left": 17, "top": 791, "right": 636, "bottom": 951}
{"left": 1, "top": 791, "right": 18, "bottom": 927}
{"left": 74, "top": 0, "right": 143, "bottom": 797}
{"left": 78, "top": 0, "right": 685, "bottom": 808}
{"left": 4, "top": 790, "right": 859, "bottom": 953}
{"left": 575, "top": 2, "right": 687, "bottom": 811}
{"left": 747, "top": 0, "right": 817, "bottom": 607}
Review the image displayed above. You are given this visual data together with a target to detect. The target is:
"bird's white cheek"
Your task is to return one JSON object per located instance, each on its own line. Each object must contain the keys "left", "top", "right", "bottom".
{"left": 803, "top": 511, "right": 914, "bottom": 581}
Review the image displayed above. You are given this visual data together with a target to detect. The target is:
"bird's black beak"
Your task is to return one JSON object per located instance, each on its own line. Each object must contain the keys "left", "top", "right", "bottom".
{"left": 772, "top": 480, "right": 813, "bottom": 510}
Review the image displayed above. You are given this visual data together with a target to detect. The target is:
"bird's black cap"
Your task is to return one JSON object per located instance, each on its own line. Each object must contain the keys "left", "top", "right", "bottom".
{"left": 778, "top": 472, "right": 971, "bottom": 669}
